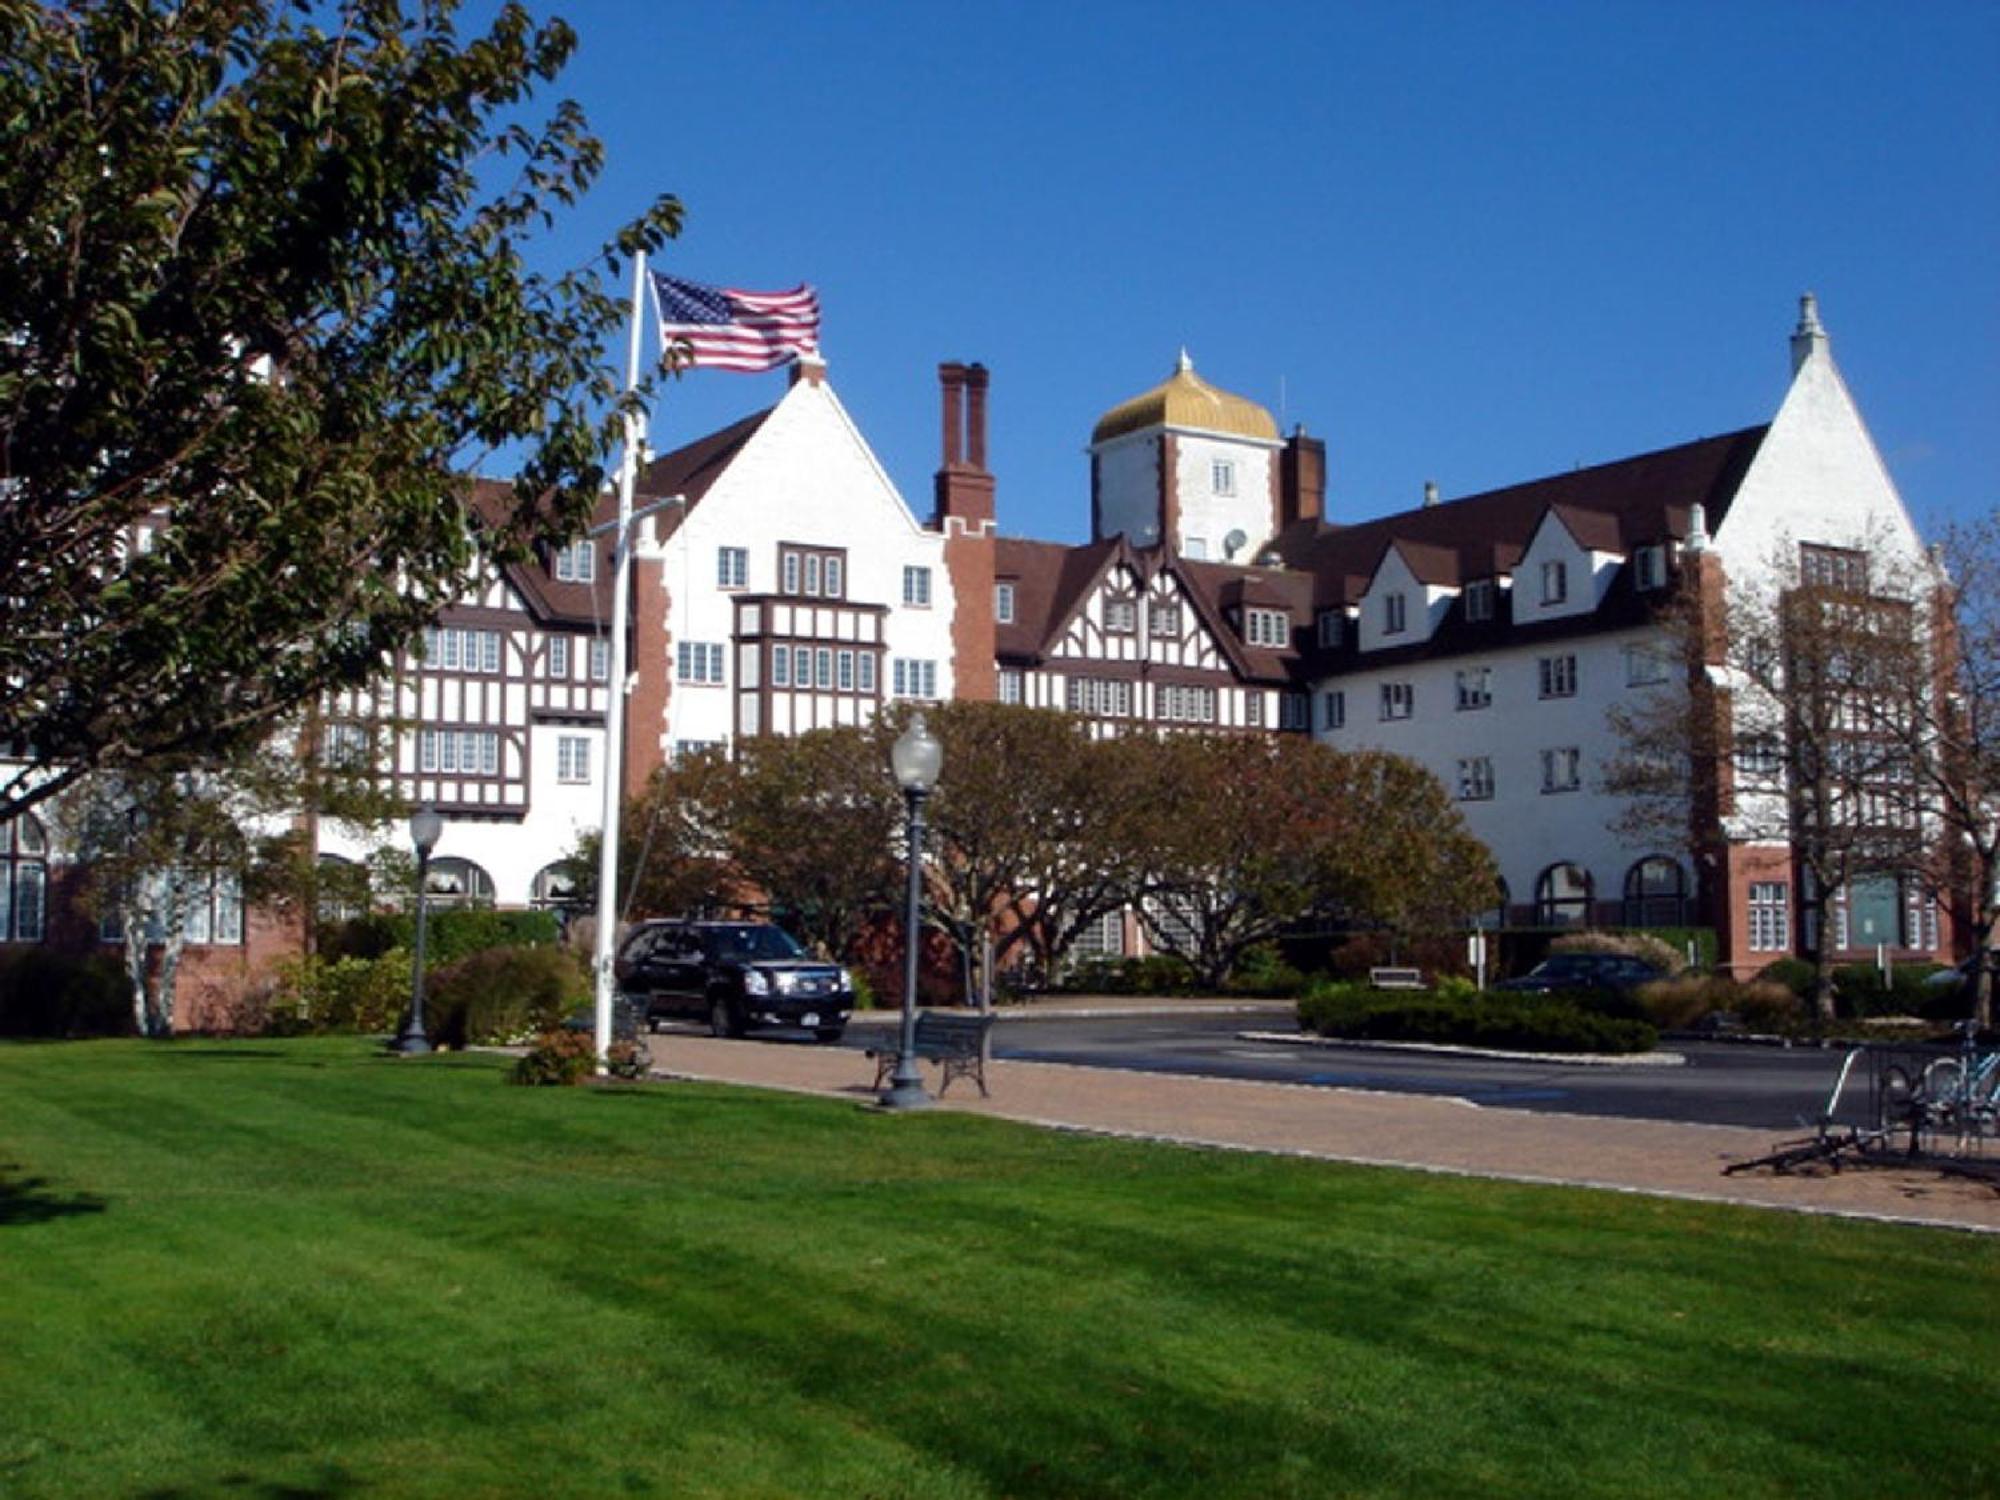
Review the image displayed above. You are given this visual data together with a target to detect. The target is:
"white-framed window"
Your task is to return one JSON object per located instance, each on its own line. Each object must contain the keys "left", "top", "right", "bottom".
{"left": 1244, "top": 608, "right": 1288, "bottom": 647}
{"left": 1538, "top": 653, "right": 1578, "bottom": 699}
{"left": 1748, "top": 882, "right": 1790, "bottom": 952}
{"left": 804, "top": 554, "right": 822, "bottom": 597}
{"left": 815, "top": 647, "right": 833, "bottom": 689}
{"left": 1800, "top": 542, "right": 1868, "bottom": 593}
{"left": 995, "top": 582, "right": 1016, "bottom": 624}
{"left": 1455, "top": 667, "right": 1491, "bottom": 711}
{"left": 1735, "top": 734, "right": 1783, "bottom": 780}
{"left": 553, "top": 540, "right": 595, "bottom": 583}
{"left": 1184, "top": 537, "right": 1208, "bottom": 560}
{"left": 824, "top": 556, "right": 843, "bottom": 599}
{"left": 1541, "top": 559, "right": 1568, "bottom": 605}
{"left": 781, "top": 552, "right": 801, "bottom": 595}
{"left": 1457, "top": 757, "right": 1495, "bottom": 801}
{"left": 1624, "top": 644, "right": 1669, "bottom": 686}
{"left": 717, "top": 546, "right": 748, "bottom": 589}
{"left": 1150, "top": 602, "right": 1183, "bottom": 638}
{"left": 1321, "top": 690, "right": 1345, "bottom": 731}
{"left": 547, "top": 636, "right": 570, "bottom": 679}
{"left": 1316, "top": 610, "right": 1342, "bottom": 648}
{"left": 589, "top": 638, "right": 610, "bottom": 681}
{"left": 1633, "top": 544, "right": 1666, "bottom": 591}
{"left": 1, "top": 814, "right": 49, "bottom": 943}
{"left": 1540, "top": 746, "right": 1582, "bottom": 793}
{"left": 423, "top": 627, "right": 501, "bottom": 674}
{"left": 556, "top": 735, "right": 592, "bottom": 784}
{"left": 903, "top": 566, "right": 932, "bottom": 607}
{"left": 420, "top": 729, "right": 500, "bottom": 775}
{"left": 1379, "top": 682, "right": 1413, "bottom": 721}
{"left": 322, "top": 722, "right": 370, "bottom": 769}
{"left": 1383, "top": 592, "right": 1407, "bottom": 635}
{"left": 183, "top": 869, "right": 245, "bottom": 947}
{"left": 892, "top": 658, "right": 938, "bottom": 700}
{"left": 1246, "top": 693, "right": 1265, "bottom": 728}
{"left": 1071, "top": 910, "right": 1126, "bottom": 963}
{"left": 771, "top": 646, "right": 791, "bottom": 688}
{"left": 1157, "top": 684, "right": 1218, "bottom": 723}
{"left": 999, "top": 669, "right": 1023, "bottom": 705}
{"left": 1211, "top": 459, "right": 1236, "bottom": 496}
{"left": 1104, "top": 598, "right": 1137, "bottom": 634}
{"left": 837, "top": 650, "right": 855, "bottom": 691}
{"left": 1066, "top": 677, "right": 1134, "bottom": 717}
{"left": 857, "top": 653, "right": 877, "bottom": 694}
{"left": 676, "top": 642, "right": 725, "bottom": 684}
{"left": 1463, "top": 579, "right": 1495, "bottom": 623}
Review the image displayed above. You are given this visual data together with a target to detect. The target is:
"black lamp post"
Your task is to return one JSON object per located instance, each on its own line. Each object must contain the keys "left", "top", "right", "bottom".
{"left": 397, "top": 804, "right": 445, "bottom": 1055}
{"left": 881, "top": 712, "right": 942, "bottom": 1110}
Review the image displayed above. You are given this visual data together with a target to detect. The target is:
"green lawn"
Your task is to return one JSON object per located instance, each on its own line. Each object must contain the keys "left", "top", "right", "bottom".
{"left": 1, "top": 1038, "right": 1994, "bottom": 1499}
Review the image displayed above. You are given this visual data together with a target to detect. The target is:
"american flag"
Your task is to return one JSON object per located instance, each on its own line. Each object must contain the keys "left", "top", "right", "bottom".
{"left": 651, "top": 272, "right": 821, "bottom": 372}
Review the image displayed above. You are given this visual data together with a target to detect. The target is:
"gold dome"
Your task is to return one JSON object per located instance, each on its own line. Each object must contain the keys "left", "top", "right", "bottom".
{"left": 1091, "top": 351, "right": 1278, "bottom": 445}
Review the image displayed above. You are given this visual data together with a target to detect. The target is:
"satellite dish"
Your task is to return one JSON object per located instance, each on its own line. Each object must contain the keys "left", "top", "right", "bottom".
{"left": 1223, "top": 528, "right": 1248, "bottom": 560}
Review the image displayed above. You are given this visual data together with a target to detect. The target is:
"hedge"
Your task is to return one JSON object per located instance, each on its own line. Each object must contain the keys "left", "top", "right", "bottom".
{"left": 1296, "top": 983, "right": 1658, "bottom": 1055}
{"left": 323, "top": 909, "right": 561, "bottom": 966}
{"left": 0, "top": 949, "right": 131, "bottom": 1038}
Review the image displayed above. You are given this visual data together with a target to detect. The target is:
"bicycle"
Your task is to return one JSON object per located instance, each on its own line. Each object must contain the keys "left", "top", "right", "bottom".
{"left": 1879, "top": 1022, "right": 1999, "bottom": 1152}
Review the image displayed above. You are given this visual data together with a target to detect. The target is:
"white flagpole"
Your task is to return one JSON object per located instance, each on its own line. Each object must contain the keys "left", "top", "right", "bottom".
{"left": 592, "top": 248, "right": 648, "bottom": 1071}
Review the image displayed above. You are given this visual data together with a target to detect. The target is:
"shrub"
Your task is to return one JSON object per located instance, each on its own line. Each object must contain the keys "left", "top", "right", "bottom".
{"left": 1225, "top": 943, "right": 1308, "bottom": 997}
{"left": 1830, "top": 962, "right": 1937, "bottom": 1019}
{"left": 423, "top": 944, "right": 588, "bottom": 1049}
{"left": 1550, "top": 930, "right": 1687, "bottom": 975}
{"left": 0, "top": 949, "right": 131, "bottom": 1038}
{"left": 1756, "top": 957, "right": 1816, "bottom": 997}
{"left": 510, "top": 1028, "right": 596, "bottom": 1086}
{"left": 323, "top": 909, "right": 561, "bottom": 966}
{"left": 1060, "top": 955, "right": 1197, "bottom": 996}
{"left": 268, "top": 950, "right": 412, "bottom": 1035}
{"left": 1733, "top": 981, "right": 1805, "bottom": 1032}
{"left": 1297, "top": 985, "right": 1657, "bottom": 1055}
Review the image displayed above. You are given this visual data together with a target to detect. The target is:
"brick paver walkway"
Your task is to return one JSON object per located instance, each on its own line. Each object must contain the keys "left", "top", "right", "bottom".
{"left": 651, "top": 1020, "right": 2000, "bottom": 1234}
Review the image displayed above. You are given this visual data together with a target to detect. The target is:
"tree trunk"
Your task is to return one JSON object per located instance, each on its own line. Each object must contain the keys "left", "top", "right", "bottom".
{"left": 122, "top": 898, "right": 152, "bottom": 1037}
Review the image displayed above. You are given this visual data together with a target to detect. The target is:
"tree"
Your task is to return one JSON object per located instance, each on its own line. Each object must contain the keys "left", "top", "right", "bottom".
{"left": 0, "top": 0, "right": 681, "bottom": 820}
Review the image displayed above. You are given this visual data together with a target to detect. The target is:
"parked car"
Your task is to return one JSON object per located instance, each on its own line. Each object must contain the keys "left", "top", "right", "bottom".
{"left": 615, "top": 919, "right": 854, "bottom": 1042}
{"left": 1493, "top": 953, "right": 1667, "bottom": 994}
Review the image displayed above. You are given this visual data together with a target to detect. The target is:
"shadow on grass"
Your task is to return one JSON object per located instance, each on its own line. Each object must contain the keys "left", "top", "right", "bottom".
{"left": 0, "top": 1164, "right": 107, "bottom": 1226}
{"left": 136, "top": 1465, "right": 360, "bottom": 1499}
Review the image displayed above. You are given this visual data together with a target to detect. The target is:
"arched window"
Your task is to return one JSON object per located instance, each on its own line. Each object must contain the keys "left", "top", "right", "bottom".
{"left": 425, "top": 857, "right": 495, "bottom": 909}
{"left": 1622, "top": 857, "right": 1687, "bottom": 928}
{"left": 531, "top": 862, "right": 582, "bottom": 911}
{"left": 1, "top": 814, "right": 49, "bottom": 942}
{"left": 1534, "top": 863, "right": 1593, "bottom": 927}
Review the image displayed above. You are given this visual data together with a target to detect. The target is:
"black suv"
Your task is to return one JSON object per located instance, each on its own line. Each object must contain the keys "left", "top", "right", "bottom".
{"left": 614, "top": 920, "right": 854, "bottom": 1043}
{"left": 1493, "top": 953, "right": 1666, "bottom": 994}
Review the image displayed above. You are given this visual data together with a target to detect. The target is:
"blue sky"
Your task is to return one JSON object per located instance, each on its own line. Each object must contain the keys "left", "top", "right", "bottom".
{"left": 528, "top": 0, "right": 1998, "bottom": 544}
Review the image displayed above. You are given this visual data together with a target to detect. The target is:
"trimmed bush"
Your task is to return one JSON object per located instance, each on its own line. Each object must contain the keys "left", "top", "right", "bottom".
{"left": 1297, "top": 982, "right": 1657, "bottom": 1055}
{"left": 324, "top": 909, "right": 561, "bottom": 966}
{"left": 0, "top": 949, "right": 131, "bottom": 1038}
{"left": 423, "top": 944, "right": 589, "bottom": 1049}
{"left": 1830, "top": 962, "right": 1939, "bottom": 1019}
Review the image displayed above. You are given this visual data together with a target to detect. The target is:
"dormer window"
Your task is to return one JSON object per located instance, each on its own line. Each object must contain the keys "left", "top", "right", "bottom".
{"left": 1383, "top": 592, "right": 1407, "bottom": 635}
{"left": 1244, "top": 607, "right": 1288, "bottom": 648}
{"left": 1316, "top": 610, "right": 1342, "bottom": 648}
{"left": 995, "top": 582, "right": 1015, "bottom": 624}
{"left": 1104, "top": 598, "right": 1137, "bottom": 634}
{"left": 553, "top": 540, "right": 595, "bottom": 583}
{"left": 1211, "top": 460, "right": 1236, "bottom": 497}
{"left": 1463, "top": 580, "right": 1495, "bottom": 623}
{"left": 1541, "top": 560, "right": 1567, "bottom": 605}
{"left": 1633, "top": 544, "right": 1666, "bottom": 591}
{"left": 1148, "top": 602, "right": 1182, "bottom": 637}
{"left": 1800, "top": 542, "right": 1868, "bottom": 593}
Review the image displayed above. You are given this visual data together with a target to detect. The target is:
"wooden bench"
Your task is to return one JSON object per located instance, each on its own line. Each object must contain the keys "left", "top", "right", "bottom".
{"left": 1368, "top": 966, "right": 1426, "bottom": 990}
{"left": 866, "top": 1011, "right": 996, "bottom": 1098}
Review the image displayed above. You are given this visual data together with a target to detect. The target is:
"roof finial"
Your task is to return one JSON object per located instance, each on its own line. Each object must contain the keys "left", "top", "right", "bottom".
{"left": 1789, "top": 291, "right": 1828, "bottom": 376}
{"left": 1176, "top": 347, "right": 1193, "bottom": 375}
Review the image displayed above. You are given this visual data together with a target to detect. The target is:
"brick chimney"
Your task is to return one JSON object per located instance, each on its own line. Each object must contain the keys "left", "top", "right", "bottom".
{"left": 932, "top": 361, "right": 997, "bottom": 700}
{"left": 1279, "top": 426, "right": 1326, "bottom": 528}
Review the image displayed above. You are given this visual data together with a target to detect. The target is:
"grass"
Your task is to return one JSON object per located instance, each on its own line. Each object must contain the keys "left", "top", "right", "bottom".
{"left": 1, "top": 1038, "right": 1996, "bottom": 1499}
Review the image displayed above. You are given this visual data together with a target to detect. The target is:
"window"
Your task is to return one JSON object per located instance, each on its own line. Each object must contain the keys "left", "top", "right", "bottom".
{"left": 1104, "top": 598, "right": 1137, "bottom": 634}
{"left": 553, "top": 540, "right": 595, "bottom": 583}
{"left": 771, "top": 646, "right": 791, "bottom": 688}
{"left": 1245, "top": 693, "right": 1264, "bottom": 728}
{"left": 1184, "top": 537, "right": 1208, "bottom": 560}
{"left": 1278, "top": 694, "right": 1311, "bottom": 730}
{"left": 1157, "top": 684, "right": 1217, "bottom": 723}
{"left": 1211, "top": 459, "right": 1236, "bottom": 496}
{"left": 676, "top": 642, "right": 725, "bottom": 684}
{"left": 805, "top": 554, "right": 822, "bottom": 597}
{"left": 1541, "top": 560, "right": 1568, "bottom": 604}
{"left": 781, "top": 552, "right": 801, "bottom": 595}
{"left": 1070, "top": 910, "right": 1126, "bottom": 963}
{"left": 824, "top": 556, "right": 843, "bottom": 599}
{"left": 1735, "top": 733, "right": 1783, "bottom": 780}
{"left": 857, "top": 653, "right": 877, "bottom": 694}
{"left": 1316, "top": 610, "right": 1342, "bottom": 648}
{"left": 1456, "top": 757, "right": 1495, "bottom": 801}
{"left": 792, "top": 645, "right": 812, "bottom": 685}
{"left": 1379, "top": 682, "right": 1413, "bottom": 721}
{"left": 815, "top": 647, "right": 833, "bottom": 689}
{"left": 322, "top": 722, "right": 370, "bottom": 769}
{"left": 1538, "top": 653, "right": 1578, "bottom": 699}
{"left": 425, "top": 857, "right": 496, "bottom": 910}
{"left": 999, "top": 669, "right": 1023, "bottom": 705}
{"left": 1, "top": 814, "right": 48, "bottom": 943}
{"left": 1623, "top": 857, "right": 1687, "bottom": 928}
{"left": 1321, "top": 690, "right": 1345, "bottom": 731}
{"left": 1748, "top": 882, "right": 1790, "bottom": 952}
{"left": 1535, "top": 863, "right": 1593, "bottom": 926}
{"left": 892, "top": 658, "right": 938, "bottom": 700}
{"left": 531, "top": 863, "right": 582, "bottom": 912}
{"left": 903, "top": 566, "right": 932, "bottom": 607}
{"left": 589, "top": 638, "right": 610, "bottom": 681}
{"left": 837, "top": 650, "right": 855, "bottom": 691}
{"left": 1540, "top": 746, "right": 1581, "bottom": 793}
{"left": 1800, "top": 543, "right": 1868, "bottom": 593}
{"left": 1066, "top": 677, "right": 1133, "bottom": 717}
{"left": 1383, "top": 592, "right": 1407, "bottom": 635}
{"left": 423, "top": 627, "right": 501, "bottom": 674}
{"left": 1463, "top": 580, "right": 1495, "bottom": 623}
{"left": 1151, "top": 602, "right": 1183, "bottom": 638}
{"left": 673, "top": 739, "right": 724, "bottom": 763}
{"left": 183, "top": 870, "right": 245, "bottom": 946}
{"left": 1455, "top": 667, "right": 1491, "bottom": 711}
{"left": 995, "top": 582, "right": 1016, "bottom": 624}
{"left": 547, "top": 636, "right": 570, "bottom": 679}
{"left": 1624, "top": 644, "right": 1669, "bottom": 686}
{"left": 557, "top": 735, "right": 592, "bottom": 784}
{"left": 1633, "top": 544, "right": 1666, "bottom": 591}
{"left": 1244, "top": 608, "right": 1288, "bottom": 647}
{"left": 419, "top": 729, "right": 500, "bottom": 775}
{"left": 717, "top": 546, "right": 748, "bottom": 589}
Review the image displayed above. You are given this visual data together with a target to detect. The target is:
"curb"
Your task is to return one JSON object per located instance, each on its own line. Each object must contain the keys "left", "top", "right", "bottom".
{"left": 1239, "top": 1029, "right": 1689, "bottom": 1067}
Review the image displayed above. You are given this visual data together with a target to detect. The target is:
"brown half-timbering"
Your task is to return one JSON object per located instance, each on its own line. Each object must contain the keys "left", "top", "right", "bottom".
{"left": 733, "top": 594, "right": 889, "bottom": 739}
{"left": 776, "top": 542, "right": 851, "bottom": 601}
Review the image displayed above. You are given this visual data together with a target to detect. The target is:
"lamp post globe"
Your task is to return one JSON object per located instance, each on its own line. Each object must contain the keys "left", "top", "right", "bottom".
{"left": 881, "top": 713, "right": 941, "bottom": 1110}
{"left": 397, "top": 805, "right": 444, "bottom": 1055}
